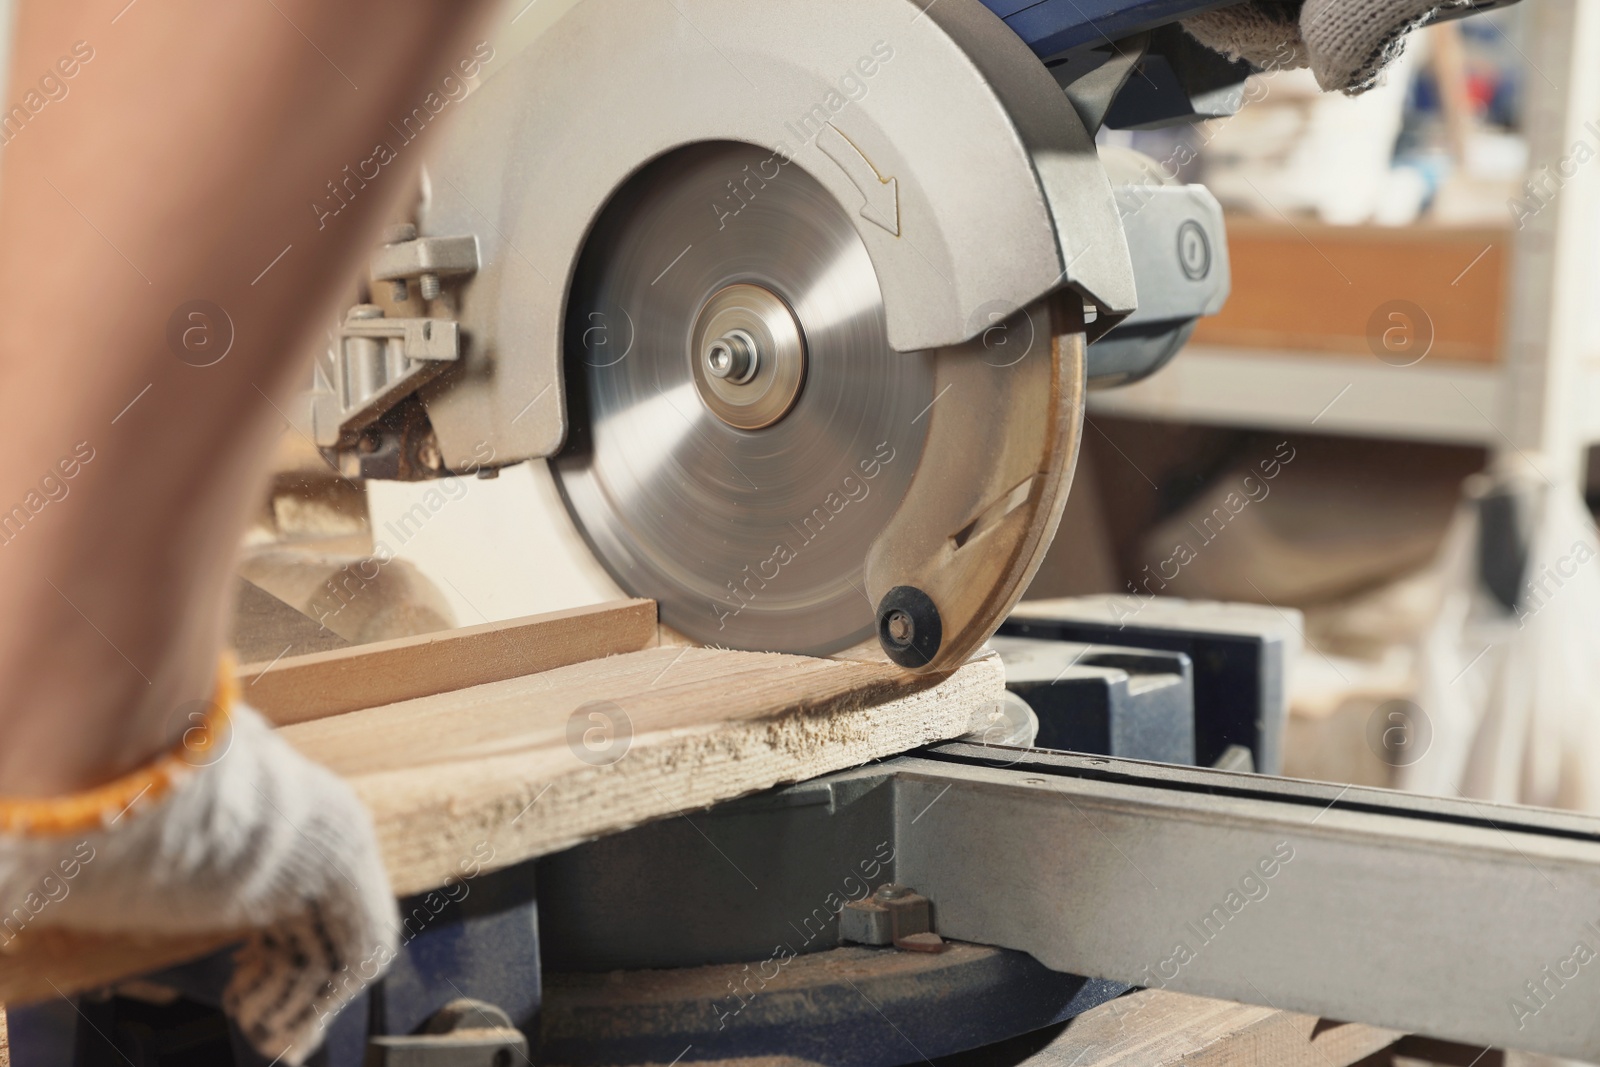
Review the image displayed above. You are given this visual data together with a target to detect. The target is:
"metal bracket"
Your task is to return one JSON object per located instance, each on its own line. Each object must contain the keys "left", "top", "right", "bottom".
{"left": 317, "top": 304, "right": 460, "bottom": 445}
{"left": 371, "top": 225, "right": 479, "bottom": 303}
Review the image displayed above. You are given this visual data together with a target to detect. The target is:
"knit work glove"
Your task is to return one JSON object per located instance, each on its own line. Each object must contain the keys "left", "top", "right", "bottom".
{"left": 0, "top": 666, "right": 397, "bottom": 1065}
{"left": 1184, "top": 0, "right": 1472, "bottom": 93}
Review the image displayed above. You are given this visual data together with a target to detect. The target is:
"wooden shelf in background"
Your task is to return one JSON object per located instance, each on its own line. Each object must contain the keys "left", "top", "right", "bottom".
{"left": 1194, "top": 217, "right": 1510, "bottom": 365}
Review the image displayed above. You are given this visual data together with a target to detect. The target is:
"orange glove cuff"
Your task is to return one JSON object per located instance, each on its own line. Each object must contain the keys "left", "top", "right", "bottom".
{"left": 0, "top": 657, "right": 239, "bottom": 836}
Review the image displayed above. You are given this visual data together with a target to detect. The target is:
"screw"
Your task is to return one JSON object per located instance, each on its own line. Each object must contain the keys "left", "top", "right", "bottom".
{"left": 391, "top": 279, "right": 408, "bottom": 303}
{"left": 705, "top": 329, "right": 759, "bottom": 383}
{"left": 420, "top": 272, "right": 442, "bottom": 302}
{"left": 885, "top": 610, "right": 913, "bottom": 645}
{"left": 1177, "top": 220, "right": 1211, "bottom": 280}
{"left": 875, "top": 883, "right": 915, "bottom": 901}
{"left": 348, "top": 304, "right": 385, "bottom": 322}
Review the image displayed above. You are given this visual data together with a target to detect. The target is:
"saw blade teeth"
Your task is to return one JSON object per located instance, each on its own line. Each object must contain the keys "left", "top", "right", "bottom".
{"left": 553, "top": 142, "right": 934, "bottom": 656}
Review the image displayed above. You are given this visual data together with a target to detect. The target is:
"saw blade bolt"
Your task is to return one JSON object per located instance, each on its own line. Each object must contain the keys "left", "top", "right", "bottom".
{"left": 705, "top": 329, "right": 760, "bottom": 384}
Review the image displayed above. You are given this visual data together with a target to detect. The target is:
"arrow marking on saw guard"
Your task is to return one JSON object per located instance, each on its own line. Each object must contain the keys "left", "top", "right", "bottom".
{"left": 817, "top": 123, "right": 900, "bottom": 236}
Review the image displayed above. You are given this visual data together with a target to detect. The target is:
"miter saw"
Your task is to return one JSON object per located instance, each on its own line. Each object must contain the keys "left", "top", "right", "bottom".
{"left": 29, "top": 1, "right": 1584, "bottom": 1065}
{"left": 309, "top": 0, "right": 1240, "bottom": 672}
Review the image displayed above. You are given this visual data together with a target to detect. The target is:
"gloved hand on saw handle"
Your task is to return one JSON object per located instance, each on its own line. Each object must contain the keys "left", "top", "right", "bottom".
{"left": 0, "top": 667, "right": 397, "bottom": 1063}
{"left": 1184, "top": 0, "right": 1480, "bottom": 93}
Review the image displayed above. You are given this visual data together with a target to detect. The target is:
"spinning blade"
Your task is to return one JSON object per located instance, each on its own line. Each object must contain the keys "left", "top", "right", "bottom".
{"left": 554, "top": 143, "right": 936, "bottom": 655}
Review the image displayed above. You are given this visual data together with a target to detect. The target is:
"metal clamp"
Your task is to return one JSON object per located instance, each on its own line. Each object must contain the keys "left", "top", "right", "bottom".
{"left": 366, "top": 998, "right": 528, "bottom": 1067}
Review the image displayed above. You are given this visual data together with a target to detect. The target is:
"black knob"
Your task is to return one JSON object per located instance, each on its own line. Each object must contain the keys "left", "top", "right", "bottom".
{"left": 876, "top": 586, "right": 942, "bottom": 668}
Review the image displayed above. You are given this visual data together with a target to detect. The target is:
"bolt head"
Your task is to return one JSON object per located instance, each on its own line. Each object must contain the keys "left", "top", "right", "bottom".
{"left": 885, "top": 610, "right": 913, "bottom": 645}
{"left": 703, "top": 330, "right": 759, "bottom": 384}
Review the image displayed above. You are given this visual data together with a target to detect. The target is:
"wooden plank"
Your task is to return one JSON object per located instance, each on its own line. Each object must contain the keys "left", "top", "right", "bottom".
{"left": 284, "top": 645, "right": 1005, "bottom": 895}
{"left": 238, "top": 598, "right": 658, "bottom": 725}
{"left": 1017, "top": 988, "right": 1401, "bottom": 1066}
{"left": 1192, "top": 218, "right": 1508, "bottom": 365}
{"left": 0, "top": 646, "right": 1003, "bottom": 1004}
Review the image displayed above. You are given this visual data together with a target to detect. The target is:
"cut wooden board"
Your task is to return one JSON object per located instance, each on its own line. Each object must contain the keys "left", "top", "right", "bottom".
{"left": 0, "top": 643, "right": 1003, "bottom": 1003}
{"left": 283, "top": 645, "right": 1005, "bottom": 896}
{"left": 1023, "top": 988, "right": 1402, "bottom": 1066}
{"left": 239, "top": 598, "right": 657, "bottom": 725}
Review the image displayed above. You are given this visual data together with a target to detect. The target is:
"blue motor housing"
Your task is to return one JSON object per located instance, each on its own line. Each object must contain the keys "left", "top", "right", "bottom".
{"left": 977, "top": 0, "right": 1228, "bottom": 57}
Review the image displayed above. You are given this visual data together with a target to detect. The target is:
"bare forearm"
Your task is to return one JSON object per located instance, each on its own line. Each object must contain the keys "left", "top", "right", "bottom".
{"left": 0, "top": 0, "right": 493, "bottom": 793}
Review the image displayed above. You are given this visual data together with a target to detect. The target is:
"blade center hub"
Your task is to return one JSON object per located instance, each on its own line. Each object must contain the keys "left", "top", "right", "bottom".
{"left": 690, "top": 283, "right": 807, "bottom": 431}
{"left": 705, "top": 329, "right": 760, "bottom": 383}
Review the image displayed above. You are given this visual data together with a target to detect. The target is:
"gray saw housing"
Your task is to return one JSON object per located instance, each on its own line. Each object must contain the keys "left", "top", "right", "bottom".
{"left": 306, "top": 0, "right": 1230, "bottom": 476}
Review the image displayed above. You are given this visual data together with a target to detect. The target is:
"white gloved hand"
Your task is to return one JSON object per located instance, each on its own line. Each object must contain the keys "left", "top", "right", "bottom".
{"left": 1184, "top": 0, "right": 1469, "bottom": 93}
{"left": 1182, "top": 0, "right": 1309, "bottom": 76}
{"left": 0, "top": 686, "right": 397, "bottom": 1065}
{"left": 1301, "top": 0, "right": 1468, "bottom": 92}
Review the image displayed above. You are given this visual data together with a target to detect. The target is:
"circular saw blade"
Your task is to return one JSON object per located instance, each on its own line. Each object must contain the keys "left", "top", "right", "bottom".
{"left": 553, "top": 142, "right": 935, "bottom": 655}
